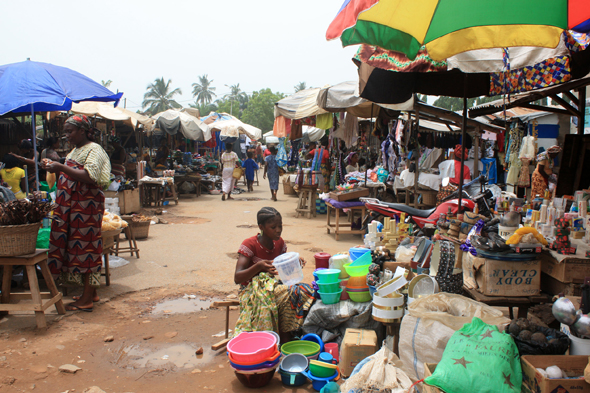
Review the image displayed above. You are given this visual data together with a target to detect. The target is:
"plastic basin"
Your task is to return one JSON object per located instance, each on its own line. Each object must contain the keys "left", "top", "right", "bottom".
{"left": 227, "top": 332, "right": 278, "bottom": 363}
{"left": 349, "top": 247, "right": 370, "bottom": 261}
{"left": 318, "top": 290, "right": 342, "bottom": 305}
{"left": 343, "top": 262, "right": 370, "bottom": 277}
{"left": 317, "top": 280, "right": 341, "bottom": 293}
{"left": 230, "top": 356, "right": 281, "bottom": 371}
{"left": 315, "top": 269, "right": 341, "bottom": 284}
{"left": 309, "top": 359, "right": 338, "bottom": 378}
{"left": 347, "top": 290, "right": 372, "bottom": 303}
{"left": 346, "top": 275, "right": 368, "bottom": 287}
{"left": 304, "top": 369, "right": 339, "bottom": 392}
{"left": 301, "top": 333, "right": 325, "bottom": 352}
{"left": 273, "top": 252, "right": 303, "bottom": 286}
{"left": 228, "top": 350, "right": 280, "bottom": 366}
{"left": 350, "top": 250, "right": 372, "bottom": 266}
{"left": 279, "top": 368, "right": 307, "bottom": 386}
{"left": 281, "top": 340, "right": 321, "bottom": 357}
{"left": 320, "top": 381, "right": 341, "bottom": 393}
{"left": 280, "top": 353, "right": 309, "bottom": 373}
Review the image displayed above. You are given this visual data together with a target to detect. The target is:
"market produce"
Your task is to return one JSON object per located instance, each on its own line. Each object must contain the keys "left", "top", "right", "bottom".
{"left": 505, "top": 317, "right": 570, "bottom": 355}
{"left": 102, "top": 212, "right": 128, "bottom": 231}
{"left": 0, "top": 193, "right": 53, "bottom": 225}
{"left": 505, "top": 227, "right": 548, "bottom": 246}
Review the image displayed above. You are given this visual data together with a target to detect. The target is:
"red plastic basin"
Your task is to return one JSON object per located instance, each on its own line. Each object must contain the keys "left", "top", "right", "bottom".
{"left": 228, "top": 332, "right": 278, "bottom": 363}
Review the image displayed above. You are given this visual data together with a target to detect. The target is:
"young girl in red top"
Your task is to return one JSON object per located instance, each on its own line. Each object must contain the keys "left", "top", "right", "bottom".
{"left": 233, "top": 207, "right": 312, "bottom": 339}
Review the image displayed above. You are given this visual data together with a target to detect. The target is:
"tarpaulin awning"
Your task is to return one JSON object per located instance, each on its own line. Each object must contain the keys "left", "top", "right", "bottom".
{"left": 151, "top": 109, "right": 211, "bottom": 141}
{"left": 201, "top": 112, "right": 262, "bottom": 140}
{"left": 274, "top": 87, "right": 329, "bottom": 120}
{"left": 70, "top": 101, "right": 152, "bottom": 129}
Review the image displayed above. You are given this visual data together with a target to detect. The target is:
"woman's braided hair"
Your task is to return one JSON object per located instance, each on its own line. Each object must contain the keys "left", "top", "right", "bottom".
{"left": 257, "top": 207, "right": 281, "bottom": 226}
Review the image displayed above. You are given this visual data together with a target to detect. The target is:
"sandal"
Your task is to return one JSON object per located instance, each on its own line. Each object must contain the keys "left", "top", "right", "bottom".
{"left": 222, "top": 194, "right": 226, "bottom": 201}
{"left": 72, "top": 295, "right": 99, "bottom": 303}
{"left": 65, "top": 304, "right": 93, "bottom": 313}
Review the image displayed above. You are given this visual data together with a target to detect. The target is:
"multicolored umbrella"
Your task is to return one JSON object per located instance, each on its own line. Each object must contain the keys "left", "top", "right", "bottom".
{"left": 327, "top": 0, "right": 590, "bottom": 61}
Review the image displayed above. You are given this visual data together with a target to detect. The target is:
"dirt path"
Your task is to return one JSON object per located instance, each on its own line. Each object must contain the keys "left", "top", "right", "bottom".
{"left": 0, "top": 184, "right": 361, "bottom": 392}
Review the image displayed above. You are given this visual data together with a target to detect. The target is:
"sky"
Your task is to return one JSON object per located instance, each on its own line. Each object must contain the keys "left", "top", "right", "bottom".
{"left": 1, "top": 0, "right": 359, "bottom": 111}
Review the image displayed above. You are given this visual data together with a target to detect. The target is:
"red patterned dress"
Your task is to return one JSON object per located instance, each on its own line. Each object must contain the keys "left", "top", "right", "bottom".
{"left": 48, "top": 143, "right": 111, "bottom": 287}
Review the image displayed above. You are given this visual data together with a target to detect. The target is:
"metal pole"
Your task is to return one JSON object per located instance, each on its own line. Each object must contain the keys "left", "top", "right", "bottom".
{"left": 30, "top": 104, "right": 40, "bottom": 192}
{"left": 458, "top": 97, "right": 467, "bottom": 214}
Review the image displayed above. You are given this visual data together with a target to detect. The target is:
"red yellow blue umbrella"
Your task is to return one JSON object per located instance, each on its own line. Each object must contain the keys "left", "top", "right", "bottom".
{"left": 327, "top": 0, "right": 590, "bottom": 61}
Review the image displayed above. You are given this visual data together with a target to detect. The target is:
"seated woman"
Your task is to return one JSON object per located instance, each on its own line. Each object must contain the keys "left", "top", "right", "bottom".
{"left": 234, "top": 207, "right": 313, "bottom": 341}
{"left": 345, "top": 152, "right": 359, "bottom": 174}
{"left": 0, "top": 154, "right": 26, "bottom": 199}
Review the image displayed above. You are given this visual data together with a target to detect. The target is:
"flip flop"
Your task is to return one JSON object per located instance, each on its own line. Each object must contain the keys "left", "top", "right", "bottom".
{"left": 72, "top": 296, "right": 99, "bottom": 302}
{"left": 65, "top": 304, "right": 93, "bottom": 313}
{"left": 222, "top": 194, "right": 226, "bottom": 201}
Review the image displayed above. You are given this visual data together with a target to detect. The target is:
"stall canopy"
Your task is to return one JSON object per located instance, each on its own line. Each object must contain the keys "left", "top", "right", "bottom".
{"left": 275, "top": 87, "right": 328, "bottom": 120}
{"left": 201, "top": 112, "right": 262, "bottom": 140}
{"left": 70, "top": 101, "right": 152, "bottom": 129}
{"left": 262, "top": 125, "right": 325, "bottom": 143}
{"left": 151, "top": 109, "right": 211, "bottom": 141}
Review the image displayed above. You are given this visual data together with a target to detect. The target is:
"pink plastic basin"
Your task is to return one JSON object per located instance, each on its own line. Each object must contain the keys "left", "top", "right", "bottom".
{"left": 227, "top": 332, "right": 278, "bottom": 363}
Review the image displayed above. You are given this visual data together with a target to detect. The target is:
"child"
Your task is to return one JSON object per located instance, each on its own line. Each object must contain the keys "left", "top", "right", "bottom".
{"left": 263, "top": 146, "right": 279, "bottom": 201}
{"left": 242, "top": 151, "right": 259, "bottom": 192}
{"left": 233, "top": 207, "right": 311, "bottom": 338}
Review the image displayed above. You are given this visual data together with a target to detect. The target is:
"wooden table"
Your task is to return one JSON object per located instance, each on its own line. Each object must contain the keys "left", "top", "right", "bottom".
{"left": 0, "top": 250, "right": 66, "bottom": 329}
{"left": 463, "top": 286, "right": 552, "bottom": 319}
{"left": 174, "top": 174, "right": 202, "bottom": 197}
{"left": 326, "top": 202, "right": 367, "bottom": 241}
{"left": 140, "top": 178, "right": 177, "bottom": 207}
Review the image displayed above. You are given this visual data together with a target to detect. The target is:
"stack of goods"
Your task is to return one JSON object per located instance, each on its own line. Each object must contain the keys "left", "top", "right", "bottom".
{"left": 381, "top": 215, "right": 410, "bottom": 253}
{"left": 552, "top": 217, "right": 575, "bottom": 254}
{"left": 443, "top": 211, "right": 486, "bottom": 241}
{"left": 505, "top": 316, "right": 570, "bottom": 356}
{"left": 364, "top": 221, "right": 383, "bottom": 249}
{"left": 344, "top": 250, "right": 372, "bottom": 303}
{"left": 553, "top": 296, "right": 590, "bottom": 355}
{"left": 278, "top": 353, "right": 309, "bottom": 387}
{"left": 316, "top": 269, "right": 342, "bottom": 304}
{"left": 227, "top": 331, "right": 280, "bottom": 388}
{"left": 104, "top": 197, "right": 120, "bottom": 215}
{"left": 101, "top": 212, "right": 128, "bottom": 231}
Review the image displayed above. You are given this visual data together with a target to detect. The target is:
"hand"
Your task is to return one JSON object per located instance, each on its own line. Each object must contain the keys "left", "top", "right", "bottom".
{"left": 299, "top": 258, "right": 307, "bottom": 268}
{"left": 8, "top": 152, "right": 21, "bottom": 161}
{"left": 258, "top": 260, "right": 277, "bottom": 275}
{"left": 42, "top": 159, "right": 62, "bottom": 173}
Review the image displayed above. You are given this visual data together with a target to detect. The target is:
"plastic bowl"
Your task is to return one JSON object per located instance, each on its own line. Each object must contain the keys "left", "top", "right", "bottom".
{"left": 230, "top": 356, "right": 281, "bottom": 371}
{"left": 234, "top": 367, "right": 277, "bottom": 388}
{"left": 301, "top": 334, "right": 325, "bottom": 353}
{"left": 281, "top": 340, "right": 321, "bottom": 357}
{"left": 349, "top": 247, "right": 370, "bottom": 261}
{"left": 350, "top": 250, "right": 372, "bottom": 266}
{"left": 228, "top": 350, "right": 280, "bottom": 366}
{"left": 317, "top": 280, "right": 341, "bottom": 293}
{"left": 279, "top": 368, "right": 307, "bottom": 386}
{"left": 227, "top": 332, "right": 278, "bottom": 363}
{"left": 345, "top": 286, "right": 370, "bottom": 292}
{"left": 309, "top": 359, "right": 338, "bottom": 378}
{"left": 343, "top": 262, "right": 370, "bottom": 277}
{"left": 347, "top": 290, "right": 372, "bottom": 303}
{"left": 304, "top": 369, "right": 339, "bottom": 392}
{"left": 280, "top": 353, "right": 309, "bottom": 373}
{"left": 318, "top": 290, "right": 342, "bottom": 305}
{"left": 347, "top": 275, "right": 368, "bottom": 287}
{"left": 315, "top": 269, "right": 341, "bottom": 284}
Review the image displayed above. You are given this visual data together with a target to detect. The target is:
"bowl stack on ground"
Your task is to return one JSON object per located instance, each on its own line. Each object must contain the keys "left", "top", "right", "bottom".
{"left": 227, "top": 331, "right": 280, "bottom": 388}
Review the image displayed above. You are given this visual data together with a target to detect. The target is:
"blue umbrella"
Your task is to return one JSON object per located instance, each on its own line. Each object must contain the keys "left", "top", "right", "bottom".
{"left": 0, "top": 59, "right": 123, "bottom": 191}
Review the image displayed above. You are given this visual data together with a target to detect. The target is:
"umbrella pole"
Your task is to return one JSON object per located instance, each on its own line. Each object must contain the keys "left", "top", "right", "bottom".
{"left": 30, "top": 104, "right": 40, "bottom": 192}
{"left": 458, "top": 96, "right": 467, "bottom": 214}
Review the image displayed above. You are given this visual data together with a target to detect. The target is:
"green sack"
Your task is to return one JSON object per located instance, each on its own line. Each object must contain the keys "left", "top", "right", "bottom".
{"left": 424, "top": 317, "right": 522, "bottom": 393}
{"left": 36, "top": 228, "right": 51, "bottom": 249}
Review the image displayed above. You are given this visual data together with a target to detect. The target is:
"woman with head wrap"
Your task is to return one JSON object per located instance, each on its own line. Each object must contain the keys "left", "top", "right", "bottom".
{"left": 233, "top": 207, "right": 312, "bottom": 340}
{"left": 531, "top": 145, "right": 562, "bottom": 198}
{"left": 109, "top": 136, "right": 127, "bottom": 177}
{"left": 345, "top": 152, "right": 359, "bottom": 174}
{"left": 449, "top": 144, "right": 471, "bottom": 186}
{"left": 42, "top": 114, "right": 111, "bottom": 312}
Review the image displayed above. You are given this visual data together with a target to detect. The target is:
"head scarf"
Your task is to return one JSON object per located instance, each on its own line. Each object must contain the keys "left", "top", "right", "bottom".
{"left": 454, "top": 144, "right": 468, "bottom": 161}
{"left": 65, "top": 114, "right": 92, "bottom": 130}
{"left": 537, "top": 145, "right": 561, "bottom": 162}
{"left": 345, "top": 152, "right": 358, "bottom": 165}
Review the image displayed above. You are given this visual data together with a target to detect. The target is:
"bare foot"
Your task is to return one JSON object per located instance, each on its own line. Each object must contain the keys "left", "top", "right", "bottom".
{"left": 72, "top": 295, "right": 100, "bottom": 302}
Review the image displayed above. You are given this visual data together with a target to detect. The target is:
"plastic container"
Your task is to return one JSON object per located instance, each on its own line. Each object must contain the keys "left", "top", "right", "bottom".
{"left": 350, "top": 250, "right": 372, "bottom": 267}
{"left": 347, "top": 290, "right": 372, "bottom": 303}
{"left": 309, "top": 359, "right": 338, "bottom": 378}
{"left": 318, "top": 290, "right": 342, "bottom": 305}
{"left": 229, "top": 356, "right": 281, "bottom": 371}
{"left": 329, "top": 254, "right": 350, "bottom": 279}
{"left": 315, "top": 269, "right": 341, "bottom": 284}
{"left": 227, "top": 332, "right": 278, "bottom": 363}
{"left": 498, "top": 225, "right": 518, "bottom": 241}
{"left": 324, "top": 343, "right": 339, "bottom": 363}
{"left": 377, "top": 275, "right": 408, "bottom": 297}
{"left": 313, "top": 268, "right": 327, "bottom": 281}
{"left": 349, "top": 247, "right": 370, "bottom": 261}
{"left": 229, "top": 350, "right": 280, "bottom": 366}
{"left": 301, "top": 333, "right": 325, "bottom": 353}
{"left": 561, "top": 324, "right": 590, "bottom": 355}
{"left": 339, "top": 279, "right": 350, "bottom": 301}
{"left": 369, "top": 285, "right": 377, "bottom": 298}
{"left": 317, "top": 280, "right": 341, "bottom": 293}
{"left": 318, "top": 352, "right": 335, "bottom": 364}
{"left": 273, "top": 252, "right": 303, "bottom": 286}
{"left": 281, "top": 340, "right": 321, "bottom": 357}
{"left": 280, "top": 353, "right": 309, "bottom": 373}
{"left": 279, "top": 368, "right": 307, "bottom": 386}
{"left": 320, "top": 382, "right": 341, "bottom": 393}
{"left": 343, "top": 262, "right": 370, "bottom": 277}
{"left": 304, "top": 369, "right": 339, "bottom": 392}
{"left": 347, "top": 275, "right": 368, "bottom": 287}
{"left": 314, "top": 252, "right": 331, "bottom": 269}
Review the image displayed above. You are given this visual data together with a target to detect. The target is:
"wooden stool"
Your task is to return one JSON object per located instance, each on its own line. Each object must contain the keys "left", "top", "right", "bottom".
{"left": 296, "top": 187, "right": 317, "bottom": 218}
{"left": 113, "top": 225, "right": 140, "bottom": 259}
{"left": 0, "top": 250, "right": 66, "bottom": 329}
{"left": 211, "top": 299, "right": 239, "bottom": 350}
{"left": 326, "top": 202, "right": 367, "bottom": 240}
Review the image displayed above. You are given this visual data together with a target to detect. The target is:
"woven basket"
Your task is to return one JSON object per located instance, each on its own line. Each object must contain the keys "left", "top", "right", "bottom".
{"left": 127, "top": 221, "right": 150, "bottom": 240}
{"left": 0, "top": 222, "right": 42, "bottom": 257}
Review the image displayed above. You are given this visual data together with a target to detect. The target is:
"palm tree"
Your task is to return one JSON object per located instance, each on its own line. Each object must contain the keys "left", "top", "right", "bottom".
{"left": 142, "top": 77, "right": 182, "bottom": 116}
{"left": 101, "top": 80, "right": 112, "bottom": 88}
{"left": 192, "top": 74, "right": 217, "bottom": 106}
{"left": 223, "top": 84, "right": 248, "bottom": 116}
{"left": 294, "top": 81, "right": 307, "bottom": 92}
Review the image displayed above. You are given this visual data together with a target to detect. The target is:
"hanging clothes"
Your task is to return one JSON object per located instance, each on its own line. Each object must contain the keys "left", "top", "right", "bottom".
{"left": 273, "top": 116, "right": 291, "bottom": 138}
{"left": 288, "top": 139, "right": 301, "bottom": 167}
{"left": 517, "top": 135, "right": 535, "bottom": 188}
{"left": 315, "top": 113, "right": 332, "bottom": 130}
{"left": 289, "top": 120, "right": 303, "bottom": 141}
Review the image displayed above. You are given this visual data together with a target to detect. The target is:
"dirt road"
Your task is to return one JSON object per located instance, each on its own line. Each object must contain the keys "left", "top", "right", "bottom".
{"left": 0, "top": 184, "right": 361, "bottom": 392}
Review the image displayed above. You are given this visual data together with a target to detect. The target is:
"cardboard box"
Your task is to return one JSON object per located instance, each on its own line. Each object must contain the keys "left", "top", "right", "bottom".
{"left": 540, "top": 252, "right": 590, "bottom": 284}
{"left": 382, "top": 261, "right": 415, "bottom": 281}
{"left": 521, "top": 355, "right": 590, "bottom": 393}
{"left": 462, "top": 253, "right": 541, "bottom": 297}
{"left": 541, "top": 273, "right": 583, "bottom": 296}
{"left": 329, "top": 187, "right": 369, "bottom": 201}
{"left": 104, "top": 189, "right": 140, "bottom": 214}
{"left": 422, "top": 363, "right": 444, "bottom": 393}
{"left": 339, "top": 328, "right": 378, "bottom": 377}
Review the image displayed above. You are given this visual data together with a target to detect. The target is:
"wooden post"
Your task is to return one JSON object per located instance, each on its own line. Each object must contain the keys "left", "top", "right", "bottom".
{"left": 578, "top": 88, "right": 586, "bottom": 135}
{"left": 473, "top": 132, "right": 479, "bottom": 179}
{"left": 414, "top": 101, "right": 420, "bottom": 208}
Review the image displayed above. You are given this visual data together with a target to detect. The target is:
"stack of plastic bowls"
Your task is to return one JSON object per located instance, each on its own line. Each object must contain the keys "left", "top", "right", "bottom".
{"left": 273, "top": 252, "right": 303, "bottom": 286}
{"left": 349, "top": 247, "right": 370, "bottom": 261}
{"left": 278, "top": 353, "right": 309, "bottom": 387}
{"left": 315, "top": 268, "right": 342, "bottom": 304}
{"left": 227, "top": 332, "right": 280, "bottom": 388}
{"left": 281, "top": 340, "right": 321, "bottom": 360}
{"left": 304, "top": 366, "right": 339, "bottom": 392}
{"left": 344, "top": 253, "right": 372, "bottom": 302}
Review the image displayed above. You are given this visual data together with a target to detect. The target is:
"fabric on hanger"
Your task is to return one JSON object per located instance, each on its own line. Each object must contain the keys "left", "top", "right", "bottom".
{"left": 273, "top": 116, "right": 291, "bottom": 138}
{"left": 290, "top": 120, "right": 303, "bottom": 141}
{"left": 316, "top": 113, "right": 332, "bottom": 130}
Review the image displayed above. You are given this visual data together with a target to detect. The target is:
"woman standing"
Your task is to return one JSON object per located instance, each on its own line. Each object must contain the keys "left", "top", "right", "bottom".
{"left": 43, "top": 115, "right": 111, "bottom": 312}
{"left": 41, "top": 137, "right": 61, "bottom": 161}
{"left": 109, "top": 136, "right": 127, "bottom": 178}
{"left": 221, "top": 143, "right": 239, "bottom": 201}
{"left": 531, "top": 145, "right": 562, "bottom": 198}
{"left": 263, "top": 146, "right": 279, "bottom": 201}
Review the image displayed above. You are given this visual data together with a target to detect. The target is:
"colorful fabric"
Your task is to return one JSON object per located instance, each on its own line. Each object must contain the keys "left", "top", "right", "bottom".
{"left": 67, "top": 142, "right": 111, "bottom": 188}
{"left": 277, "top": 138, "right": 288, "bottom": 167}
{"left": 327, "top": 0, "right": 590, "bottom": 61}
{"left": 48, "top": 159, "right": 105, "bottom": 287}
{"left": 65, "top": 114, "right": 92, "bottom": 130}
{"left": 532, "top": 166, "right": 549, "bottom": 198}
{"left": 453, "top": 144, "right": 468, "bottom": 160}
{"left": 234, "top": 272, "right": 280, "bottom": 335}
{"left": 354, "top": 44, "right": 447, "bottom": 72}
{"left": 0, "top": 167, "right": 25, "bottom": 199}
{"left": 275, "top": 283, "right": 315, "bottom": 333}
{"left": 316, "top": 113, "right": 333, "bottom": 130}
{"left": 265, "top": 155, "right": 280, "bottom": 190}
{"left": 517, "top": 158, "right": 531, "bottom": 188}
{"left": 111, "top": 163, "right": 125, "bottom": 177}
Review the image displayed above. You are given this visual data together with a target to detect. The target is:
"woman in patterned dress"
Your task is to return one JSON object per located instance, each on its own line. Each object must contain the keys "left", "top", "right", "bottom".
{"left": 263, "top": 146, "right": 279, "bottom": 201}
{"left": 43, "top": 115, "right": 111, "bottom": 312}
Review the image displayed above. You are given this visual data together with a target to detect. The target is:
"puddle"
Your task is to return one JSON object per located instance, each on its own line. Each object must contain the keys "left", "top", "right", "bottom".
{"left": 151, "top": 297, "right": 222, "bottom": 315}
{"left": 236, "top": 224, "right": 256, "bottom": 228}
{"left": 120, "top": 344, "right": 216, "bottom": 369}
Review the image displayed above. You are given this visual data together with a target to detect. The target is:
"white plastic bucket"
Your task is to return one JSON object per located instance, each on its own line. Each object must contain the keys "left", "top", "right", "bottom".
{"left": 498, "top": 225, "right": 518, "bottom": 241}
{"left": 329, "top": 254, "right": 350, "bottom": 279}
{"left": 561, "top": 324, "right": 590, "bottom": 355}
{"left": 273, "top": 252, "right": 303, "bottom": 286}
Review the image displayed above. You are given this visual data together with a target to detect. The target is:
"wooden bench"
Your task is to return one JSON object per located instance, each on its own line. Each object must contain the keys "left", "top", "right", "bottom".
{"left": 326, "top": 202, "right": 367, "bottom": 241}
{"left": 211, "top": 299, "right": 240, "bottom": 351}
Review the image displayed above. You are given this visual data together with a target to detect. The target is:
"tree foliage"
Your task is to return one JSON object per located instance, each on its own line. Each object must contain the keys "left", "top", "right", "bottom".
{"left": 214, "top": 97, "right": 238, "bottom": 118}
{"left": 101, "top": 80, "right": 112, "bottom": 88}
{"left": 192, "top": 74, "right": 216, "bottom": 106}
{"left": 294, "top": 81, "right": 307, "bottom": 92}
{"left": 189, "top": 100, "right": 216, "bottom": 117}
{"left": 142, "top": 77, "right": 182, "bottom": 116}
{"left": 241, "top": 88, "right": 285, "bottom": 132}
{"left": 223, "top": 84, "right": 248, "bottom": 117}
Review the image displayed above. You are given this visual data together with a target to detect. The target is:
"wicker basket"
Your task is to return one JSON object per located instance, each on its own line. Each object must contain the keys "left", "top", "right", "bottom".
{"left": 128, "top": 221, "right": 150, "bottom": 240}
{"left": 422, "top": 192, "right": 437, "bottom": 206}
{"left": 0, "top": 222, "right": 42, "bottom": 257}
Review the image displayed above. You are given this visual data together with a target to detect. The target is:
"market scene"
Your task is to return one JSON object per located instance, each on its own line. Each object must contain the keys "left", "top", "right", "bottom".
{"left": 2, "top": 1, "right": 590, "bottom": 393}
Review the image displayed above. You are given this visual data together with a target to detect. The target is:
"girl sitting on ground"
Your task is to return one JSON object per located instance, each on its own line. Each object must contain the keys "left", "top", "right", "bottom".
{"left": 233, "top": 207, "right": 313, "bottom": 341}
